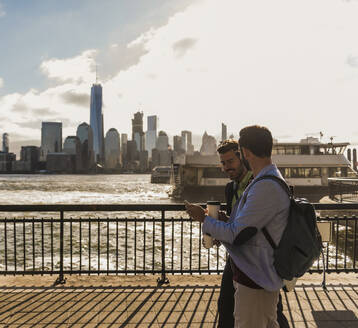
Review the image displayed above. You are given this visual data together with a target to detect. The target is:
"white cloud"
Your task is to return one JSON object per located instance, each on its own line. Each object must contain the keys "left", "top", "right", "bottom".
{"left": 0, "top": 77, "right": 3, "bottom": 88}
{"left": 0, "top": 82, "right": 90, "bottom": 143}
{"left": 40, "top": 50, "right": 97, "bottom": 84}
{"left": 102, "top": 0, "right": 358, "bottom": 143}
{"left": 3, "top": 0, "right": 358, "bottom": 148}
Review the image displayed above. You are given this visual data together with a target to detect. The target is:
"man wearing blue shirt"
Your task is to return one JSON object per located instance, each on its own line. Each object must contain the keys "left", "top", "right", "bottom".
{"left": 187, "top": 126, "right": 289, "bottom": 328}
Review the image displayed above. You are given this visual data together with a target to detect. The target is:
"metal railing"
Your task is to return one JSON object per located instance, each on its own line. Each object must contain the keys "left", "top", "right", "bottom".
{"left": 0, "top": 203, "right": 358, "bottom": 284}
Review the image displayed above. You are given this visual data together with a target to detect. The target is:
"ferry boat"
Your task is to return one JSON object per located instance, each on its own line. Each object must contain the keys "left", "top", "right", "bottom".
{"left": 151, "top": 165, "right": 179, "bottom": 184}
{"left": 169, "top": 138, "right": 357, "bottom": 202}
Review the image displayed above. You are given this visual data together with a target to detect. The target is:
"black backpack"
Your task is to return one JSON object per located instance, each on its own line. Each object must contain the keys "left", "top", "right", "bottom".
{"left": 246, "top": 175, "right": 323, "bottom": 281}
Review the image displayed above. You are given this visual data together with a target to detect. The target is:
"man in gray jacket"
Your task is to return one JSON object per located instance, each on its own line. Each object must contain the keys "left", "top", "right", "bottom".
{"left": 186, "top": 125, "right": 289, "bottom": 328}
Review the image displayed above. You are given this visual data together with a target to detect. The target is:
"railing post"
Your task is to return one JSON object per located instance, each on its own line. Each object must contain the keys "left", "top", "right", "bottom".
{"left": 157, "top": 210, "right": 169, "bottom": 285}
{"left": 55, "top": 210, "right": 66, "bottom": 285}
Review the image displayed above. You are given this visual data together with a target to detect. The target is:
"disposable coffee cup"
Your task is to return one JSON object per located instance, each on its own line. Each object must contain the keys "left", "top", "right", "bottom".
{"left": 207, "top": 201, "right": 221, "bottom": 219}
{"left": 203, "top": 201, "right": 221, "bottom": 249}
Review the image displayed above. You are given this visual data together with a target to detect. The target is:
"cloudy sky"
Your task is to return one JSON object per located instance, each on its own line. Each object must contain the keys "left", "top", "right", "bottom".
{"left": 1, "top": 0, "right": 358, "bottom": 154}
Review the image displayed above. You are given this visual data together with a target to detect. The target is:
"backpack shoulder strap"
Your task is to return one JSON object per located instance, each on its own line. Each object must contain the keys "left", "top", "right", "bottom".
{"left": 243, "top": 174, "right": 292, "bottom": 250}
{"left": 262, "top": 227, "right": 278, "bottom": 249}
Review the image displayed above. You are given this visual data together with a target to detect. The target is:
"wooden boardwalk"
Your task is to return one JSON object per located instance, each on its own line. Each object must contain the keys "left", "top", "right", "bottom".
{"left": 0, "top": 274, "right": 358, "bottom": 327}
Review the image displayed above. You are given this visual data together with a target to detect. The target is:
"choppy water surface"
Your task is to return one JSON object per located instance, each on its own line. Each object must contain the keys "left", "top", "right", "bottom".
{"left": 0, "top": 174, "right": 171, "bottom": 205}
{"left": 0, "top": 174, "right": 178, "bottom": 219}
{"left": 0, "top": 174, "right": 217, "bottom": 272}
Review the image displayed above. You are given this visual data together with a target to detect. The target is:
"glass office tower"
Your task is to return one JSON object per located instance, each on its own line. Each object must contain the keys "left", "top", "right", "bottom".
{"left": 40, "top": 122, "right": 62, "bottom": 161}
{"left": 90, "top": 84, "right": 104, "bottom": 164}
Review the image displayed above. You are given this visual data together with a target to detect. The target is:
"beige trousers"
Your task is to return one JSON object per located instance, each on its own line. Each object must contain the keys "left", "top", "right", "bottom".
{"left": 233, "top": 281, "right": 280, "bottom": 328}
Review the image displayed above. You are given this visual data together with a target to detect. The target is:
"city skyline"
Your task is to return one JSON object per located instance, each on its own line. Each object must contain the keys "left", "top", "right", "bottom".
{"left": 2, "top": 0, "right": 358, "bottom": 153}
{"left": 0, "top": 103, "right": 230, "bottom": 157}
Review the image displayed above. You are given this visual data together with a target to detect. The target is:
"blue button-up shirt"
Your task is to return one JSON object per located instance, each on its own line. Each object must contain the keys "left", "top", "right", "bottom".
{"left": 202, "top": 164, "right": 289, "bottom": 291}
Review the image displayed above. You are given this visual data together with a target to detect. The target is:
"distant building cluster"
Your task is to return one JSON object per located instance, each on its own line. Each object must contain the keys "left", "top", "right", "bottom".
{"left": 0, "top": 83, "right": 228, "bottom": 174}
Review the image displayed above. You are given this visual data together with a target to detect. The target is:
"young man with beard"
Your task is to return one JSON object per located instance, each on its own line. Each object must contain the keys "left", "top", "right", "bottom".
{"left": 216, "top": 139, "right": 289, "bottom": 328}
{"left": 216, "top": 139, "right": 252, "bottom": 328}
{"left": 186, "top": 126, "right": 290, "bottom": 328}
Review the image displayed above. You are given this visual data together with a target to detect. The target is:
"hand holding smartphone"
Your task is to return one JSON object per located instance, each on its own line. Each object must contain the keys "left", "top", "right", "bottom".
{"left": 184, "top": 200, "right": 191, "bottom": 208}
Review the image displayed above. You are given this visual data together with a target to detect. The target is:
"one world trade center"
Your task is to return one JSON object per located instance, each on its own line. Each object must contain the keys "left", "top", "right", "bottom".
{"left": 90, "top": 83, "right": 104, "bottom": 164}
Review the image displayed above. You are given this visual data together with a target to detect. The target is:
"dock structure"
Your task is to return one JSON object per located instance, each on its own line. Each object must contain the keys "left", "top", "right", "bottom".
{"left": 329, "top": 177, "right": 358, "bottom": 202}
{"left": 1, "top": 274, "right": 358, "bottom": 327}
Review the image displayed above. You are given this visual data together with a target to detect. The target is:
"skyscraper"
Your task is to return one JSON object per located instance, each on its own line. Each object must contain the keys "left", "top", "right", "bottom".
{"left": 121, "top": 133, "right": 128, "bottom": 166}
{"left": 105, "top": 128, "right": 120, "bottom": 169}
{"left": 145, "top": 115, "right": 158, "bottom": 158}
{"left": 181, "top": 130, "right": 194, "bottom": 155}
{"left": 173, "top": 135, "right": 184, "bottom": 152}
{"left": 221, "top": 123, "right": 227, "bottom": 141}
{"left": 63, "top": 136, "right": 82, "bottom": 171}
{"left": 20, "top": 146, "right": 39, "bottom": 171}
{"left": 156, "top": 131, "right": 169, "bottom": 151}
{"left": 40, "top": 122, "right": 62, "bottom": 161}
{"left": 200, "top": 131, "right": 217, "bottom": 155}
{"left": 90, "top": 83, "right": 104, "bottom": 164}
{"left": 2, "top": 133, "right": 9, "bottom": 153}
{"left": 132, "top": 112, "right": 144, "bottom": 151}
{"left": 77, "top": 122, "right": 94, "bottom": 170}
{"left": 147, "top": 115, "right": 158, "bottom": 131}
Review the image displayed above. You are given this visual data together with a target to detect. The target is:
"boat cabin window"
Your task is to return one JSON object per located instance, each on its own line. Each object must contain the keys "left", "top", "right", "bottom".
{"left": 282, "top": 167, "right": 321, "bottom": 178}
{"left": 327, "top": 167, "right": 348, "bottom": 177}
{"left": 272, "top": 143, "right": 348, "bottom": 155}
{"left": 328, "top": 167, "right": 344, "bottom": 177}
{"left": 153, "top": 167, "right": 170, "bottom": 173}
{"left": 281, "top": 167, "right": 349, "bottom": 178}
{"left": 300, "top": 146, "right": 310, "bottom": 155}
{"left": 272, "top": 146, "right": 301, "bottom": 155}
{"left": 312, "top": 168, "right": 320, "bottom": 177}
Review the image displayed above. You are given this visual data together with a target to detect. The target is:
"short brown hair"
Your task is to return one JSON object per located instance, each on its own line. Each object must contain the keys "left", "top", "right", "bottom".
{"left": 239, "top": 125, "right": 272, "bottom": 157}
{"left": 217, "top": 139, "right": 239, "bottom": 154}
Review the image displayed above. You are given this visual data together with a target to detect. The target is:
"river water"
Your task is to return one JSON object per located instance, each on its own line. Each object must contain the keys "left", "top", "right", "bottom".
{"left": 0, "top": 174, "right": 171, "bottom": 205}
{"left": 0, "top": 174, "right": 180, "bottom": 219}
{"left": 0, "top": 174, "right": 220, "bottom": 272}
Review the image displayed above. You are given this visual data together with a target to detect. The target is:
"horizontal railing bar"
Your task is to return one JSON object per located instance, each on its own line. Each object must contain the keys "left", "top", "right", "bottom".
{"left": 316, "top": 217, "right": 358, "bottom": 221}
{"left": 0, "top": 270, "right": 163, "bottom": 275}
{"left": 2, "top": 268, "right": 357, "bottom": 275}
{"left": 0, "top": 204, "right": 196, "bottom": 212}
{"left": 0, "top": 202, "right": 357, "bottom": 212}
{"left": 313, "top": 203, "right": 358, "bottom": 210}
{"left": 0, "top": 217, "right": 356, "bottom": 223}
{"left": 307, "top": 269, "right": 358, "bottom": 274}
{"left": 0, "top": 218, "right": 193, "bottom": 223}
{"left": 0, "top": 268, "right": 358, "bottom": 276}
{"left": 0, "top": 270, "right": 224, "bottom": 275}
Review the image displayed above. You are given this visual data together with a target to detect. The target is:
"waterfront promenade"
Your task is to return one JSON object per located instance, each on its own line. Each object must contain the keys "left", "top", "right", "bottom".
{"left": 0, "top": 273, "right": 358, "bottom": 327}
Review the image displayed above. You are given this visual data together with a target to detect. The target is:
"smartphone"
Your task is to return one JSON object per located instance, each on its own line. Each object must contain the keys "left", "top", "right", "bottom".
{"left": 184, "top": 200, "right": 192, "bottom": 208}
